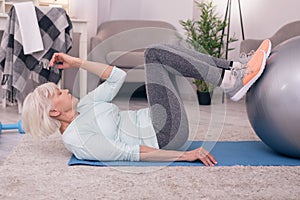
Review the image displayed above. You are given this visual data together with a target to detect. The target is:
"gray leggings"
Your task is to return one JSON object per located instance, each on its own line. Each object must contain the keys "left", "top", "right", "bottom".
{"left": 144, "top": 44, "right": 231, "bottom": 150}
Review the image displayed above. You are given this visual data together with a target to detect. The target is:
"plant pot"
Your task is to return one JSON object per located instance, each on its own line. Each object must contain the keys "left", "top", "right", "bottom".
{"left": 197, "top": 91, "right": 212, "bottom": 105}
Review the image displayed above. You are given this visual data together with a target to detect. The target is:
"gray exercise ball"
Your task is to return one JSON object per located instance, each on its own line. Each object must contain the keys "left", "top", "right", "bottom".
{"left": 246, "top": 36, "right": 300, "bottom": 158}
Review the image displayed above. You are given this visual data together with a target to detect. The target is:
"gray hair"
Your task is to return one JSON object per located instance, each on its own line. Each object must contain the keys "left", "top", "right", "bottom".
{"left": 22, "top": 82, "right": 61, "bottom": 138}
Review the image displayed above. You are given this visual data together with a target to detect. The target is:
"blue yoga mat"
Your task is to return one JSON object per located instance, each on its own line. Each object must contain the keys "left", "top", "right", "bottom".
{"left": 68, "top": 141, "right": 300, "bottom": 167}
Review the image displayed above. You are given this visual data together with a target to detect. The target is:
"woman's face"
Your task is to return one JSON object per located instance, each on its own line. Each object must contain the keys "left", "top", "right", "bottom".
{"left": 50, "top": 88, "right": 78, "bottom": 114}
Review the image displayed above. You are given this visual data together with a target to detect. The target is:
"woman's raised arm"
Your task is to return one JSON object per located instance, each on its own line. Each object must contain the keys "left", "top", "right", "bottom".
{"left": 49, "top": 52, "right": 114, "bottom": 80}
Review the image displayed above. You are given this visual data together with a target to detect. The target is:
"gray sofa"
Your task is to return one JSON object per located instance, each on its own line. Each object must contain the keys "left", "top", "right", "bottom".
{"left": 89, "top": 20, "right": 180, "bottom": 82}
{"left": 240, "top": 20, "right": 300, "bottom": 54}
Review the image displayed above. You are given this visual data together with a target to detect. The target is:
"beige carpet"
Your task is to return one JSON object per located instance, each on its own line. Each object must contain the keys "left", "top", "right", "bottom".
{"left": 0, "top": 98, "right": 299, "bottom": 200}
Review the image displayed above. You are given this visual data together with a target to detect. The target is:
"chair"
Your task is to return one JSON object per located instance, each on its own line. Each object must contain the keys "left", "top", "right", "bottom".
{"left": 89, "top": 19, "right": 180, "bottom": 83}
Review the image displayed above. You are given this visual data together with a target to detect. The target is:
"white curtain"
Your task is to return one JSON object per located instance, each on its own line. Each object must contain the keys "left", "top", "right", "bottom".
{"left": 98, "top": 0, "right": 113, "bottom": 26}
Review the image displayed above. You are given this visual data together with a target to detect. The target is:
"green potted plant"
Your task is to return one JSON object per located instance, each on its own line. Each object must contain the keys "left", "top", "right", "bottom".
{"left": 179, "top": 0, "right": 237, "bottom": 105}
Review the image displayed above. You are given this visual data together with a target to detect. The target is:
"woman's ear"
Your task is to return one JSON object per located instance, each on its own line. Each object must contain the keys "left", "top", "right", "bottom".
{"left": 49, "top": 109, "right": 61, "bottom": 117}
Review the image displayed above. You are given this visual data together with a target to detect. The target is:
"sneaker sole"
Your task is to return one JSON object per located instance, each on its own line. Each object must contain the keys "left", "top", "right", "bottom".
{"left": 230, "top": 51, "right": 267, "bottom": 101}
{"left": 264, "top": 40, "right": 272, "bottom": 57}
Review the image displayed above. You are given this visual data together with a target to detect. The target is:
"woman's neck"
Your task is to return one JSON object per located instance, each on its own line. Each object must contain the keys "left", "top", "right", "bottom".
{"left": 59, "top": 111, "right": 79, "bottom": 134}
{"left": 60, "top": 122, "right": 69, "bottom": 133}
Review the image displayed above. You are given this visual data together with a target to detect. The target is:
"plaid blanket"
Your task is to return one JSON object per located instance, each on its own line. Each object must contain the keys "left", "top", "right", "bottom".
{"left": 0, "top": 6, "right": 72, "bottom": 104}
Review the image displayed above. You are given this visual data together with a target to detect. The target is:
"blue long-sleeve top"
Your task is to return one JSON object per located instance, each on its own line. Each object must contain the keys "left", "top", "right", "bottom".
{"left": 62, "top": 67, "right": 159, "bottom": 161}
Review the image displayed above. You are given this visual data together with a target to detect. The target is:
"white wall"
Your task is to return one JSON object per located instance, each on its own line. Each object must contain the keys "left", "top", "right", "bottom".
{"left": 98, "top": 0, "right": 111, "bottom": 25}
{"left": 69, "top": 0, "right": 300, "bottom": 59}
{"left": 69, "top": 0, "right": 193, "bottom": 50}
{"left": 104, "top": 0, "right": 194, "bottom": 35}
{"left": 210, "top": 0, "right": 300, "bottom": 59}
{"left": 69, "top": 0, "right": 99, "bottom": 50}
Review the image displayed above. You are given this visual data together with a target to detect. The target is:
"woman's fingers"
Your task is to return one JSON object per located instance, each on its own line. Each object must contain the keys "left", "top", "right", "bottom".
{"left": 198, "top": 148, "right": 217, "bottom": 167}
{"left": 49, "top": 53, "right": 71, "bottom": 69}
{"left": 49, "top": 53, "right": 60, "bottom": 66}
{"left": 207, "top": 152, "right": 217, "bottom": 165}
{"left": 199, "top": 154, "right": 214, "bottom": 166}
{"left": 200, "top": 157, "right": 211, "bottom": 166}
{"left": 49, "top": 53, "right": 65, "bottom": 67}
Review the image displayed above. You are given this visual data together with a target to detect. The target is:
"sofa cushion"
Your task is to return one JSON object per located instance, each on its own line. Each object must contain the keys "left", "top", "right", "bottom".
{"left": 96, "top": 20, "right": 176, "bottom": 41}
{"left": 106, "top": 50, "right": 145, "bottom": 68}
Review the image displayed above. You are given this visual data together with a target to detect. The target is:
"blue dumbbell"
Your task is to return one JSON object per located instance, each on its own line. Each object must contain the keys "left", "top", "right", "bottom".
{"left": 0, "top": 120, "right": 25, "bottom": 134}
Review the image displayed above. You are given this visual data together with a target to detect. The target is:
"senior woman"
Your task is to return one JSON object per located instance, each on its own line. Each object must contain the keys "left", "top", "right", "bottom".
{"left": 22, "top": 40, "right": 271, "bottom": 167}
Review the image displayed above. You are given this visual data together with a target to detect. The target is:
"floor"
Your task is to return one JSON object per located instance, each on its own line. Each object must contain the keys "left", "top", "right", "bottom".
{"left": 0, "top": 104, "right": 24, "bottom": 165}
{"left": 1, "top": 93, "right": 299, "bottom": 200}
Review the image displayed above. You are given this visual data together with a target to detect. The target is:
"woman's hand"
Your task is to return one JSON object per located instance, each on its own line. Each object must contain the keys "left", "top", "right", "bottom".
{"left": 49, "top": 52, "right": 83, "bottom": 69}
{"left": 185, "top": 147, "right": 217, "bottom": 167}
